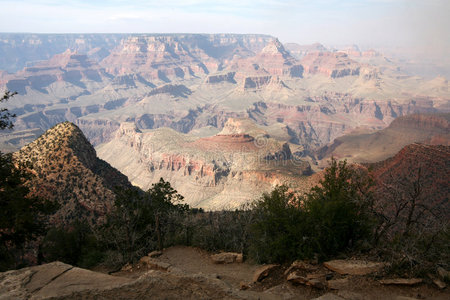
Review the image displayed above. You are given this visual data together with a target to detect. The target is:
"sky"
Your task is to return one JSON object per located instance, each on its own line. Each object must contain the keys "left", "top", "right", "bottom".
{"left": 0, "top": 0, "right": 449, "bottom": 54}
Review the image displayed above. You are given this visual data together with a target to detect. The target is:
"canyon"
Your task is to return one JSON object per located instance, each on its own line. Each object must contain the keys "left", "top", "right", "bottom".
{"left": 1, "top": 33, "right": 449, "bottom": 208}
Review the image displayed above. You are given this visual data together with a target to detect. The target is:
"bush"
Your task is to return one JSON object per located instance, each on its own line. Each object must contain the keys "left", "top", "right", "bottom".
{"left": 40, "top": 221, "right": 102, "bottom": 268}
{"left": 0, "top": 152, "right": 58, "bottom": 271}
{"left": 180, "top": 209, "right": 252, "bottom": 254}
{"left": 247, "top": 158, "right": 374, "bottom": 263}
{"left": 303, "top": 158, "right": 374, "bottom": 260}
{"left": 249, "top": 185, "right": 307, "bottom": 263}
{"left": 99, "top": 178, "right": 187, "bottom": 268}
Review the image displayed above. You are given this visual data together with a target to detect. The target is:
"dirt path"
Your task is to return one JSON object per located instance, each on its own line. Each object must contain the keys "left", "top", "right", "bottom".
{"left": 156, "top": 246, "right": 259, "bottom": 286}
{"left": 83, "top": 246, "right": 449, "bottom": 300}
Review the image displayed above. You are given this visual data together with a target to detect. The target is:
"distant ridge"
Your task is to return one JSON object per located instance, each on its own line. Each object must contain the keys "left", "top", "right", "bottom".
{"left": 317, "top": 113, "right": 450, "bottom": 164}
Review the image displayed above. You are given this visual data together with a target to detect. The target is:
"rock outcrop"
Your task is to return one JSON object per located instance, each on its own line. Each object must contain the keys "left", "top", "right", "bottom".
{"left": 0, "top": 262, "right": 132, "bottom": 299}
{"left": 323, "top": 260, "right": 385, "bottom": 276}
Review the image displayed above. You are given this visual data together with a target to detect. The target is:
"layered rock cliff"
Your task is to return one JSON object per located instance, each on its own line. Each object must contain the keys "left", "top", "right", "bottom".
{"left": 301, "top": 52, "right": 360, "bottom": 78}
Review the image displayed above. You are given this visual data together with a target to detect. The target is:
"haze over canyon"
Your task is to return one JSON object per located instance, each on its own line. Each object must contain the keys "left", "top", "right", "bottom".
{"left": 1, "top": 33, "right": 449, "bottom": 208}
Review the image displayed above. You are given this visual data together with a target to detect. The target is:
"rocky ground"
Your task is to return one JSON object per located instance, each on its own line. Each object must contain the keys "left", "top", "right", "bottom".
{"left": 1, "top": 246, "right": 448, "bottom": 300}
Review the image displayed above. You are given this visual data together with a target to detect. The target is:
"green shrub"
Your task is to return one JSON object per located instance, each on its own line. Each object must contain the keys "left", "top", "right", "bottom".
{"left": 303, "top": 158, "right": 374, "bottom": 260}
{"left": 40, "top": 221, "right": 102, "bottom": 268}
{"left": 248, "top": 185, "right": 307, "bottom": 263}
{"left": 247, "top": 158, "right": 374, "bottom": 263}
{"left": 182, "top": 209, "right": 252, "bottom": 254}
{"left": 99, "top": 178, "right": 187, "bottom": 268}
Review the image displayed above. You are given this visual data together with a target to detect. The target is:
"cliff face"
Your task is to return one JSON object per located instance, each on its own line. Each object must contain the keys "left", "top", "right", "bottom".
{"left": 300, "top": 52, "right": 360, "bottom": 78}
{"left": 13, "top": 122, "right": 132, "bottom": 224}
{"left": 96, "top": 119, "right": 311, "bottom": 209}
{"left": 101, "top": 36, "right": 208, "bottom": 81}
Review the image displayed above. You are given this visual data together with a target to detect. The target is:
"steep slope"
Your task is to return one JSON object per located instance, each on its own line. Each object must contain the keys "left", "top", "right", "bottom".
{"left": 13, "top": 122, "right": 132, "bottom": 224}
{"left": 369, "top": 143, "right": 450, "bottom": 218}
{"left": 318, "top": 113, "right": 450, "bottom": 164}
{"left": 96, "top": 119, "right": 312, "bottom": 209}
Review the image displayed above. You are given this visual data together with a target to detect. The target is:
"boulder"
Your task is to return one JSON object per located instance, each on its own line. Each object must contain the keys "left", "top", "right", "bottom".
{"left": 0, "top": 262, "right": 132, "bottom": 300}
{"left": 210, "top": 252, "right": 243, "bottom": 264}
{"left": 324, "top": 260, "right": 385, "bottom": 275}
{"left": 252, "top": 264, "right": 279, "bottom": 282}
{"left": 379, "top": 278, "right": 423, "bottom": 286}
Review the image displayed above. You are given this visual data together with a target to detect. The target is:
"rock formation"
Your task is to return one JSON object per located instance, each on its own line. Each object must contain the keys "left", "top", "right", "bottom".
{"left": 96, "top": 119, "right": 311, "bottom": 209}
{"left": 227, "top": 39, "right": 303, "bottom": 78}
{"left": 301, "top": 52, "right": 360, "bottom": 78}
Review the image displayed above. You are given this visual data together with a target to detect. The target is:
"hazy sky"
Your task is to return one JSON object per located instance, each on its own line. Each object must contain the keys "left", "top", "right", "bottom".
{"left": 0, "top": 0, "right": 449, "bottom": 52}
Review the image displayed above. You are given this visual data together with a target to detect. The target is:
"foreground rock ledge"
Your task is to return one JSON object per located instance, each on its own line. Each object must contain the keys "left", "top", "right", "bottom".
{"left": 324, "top": 260, "right": 385, "bottom": 275}
{"left": 0, "top": 261, "right": 132, "bottom": 300}
{"left": 211, "top": 252, "right": 243, "bottom": 264}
